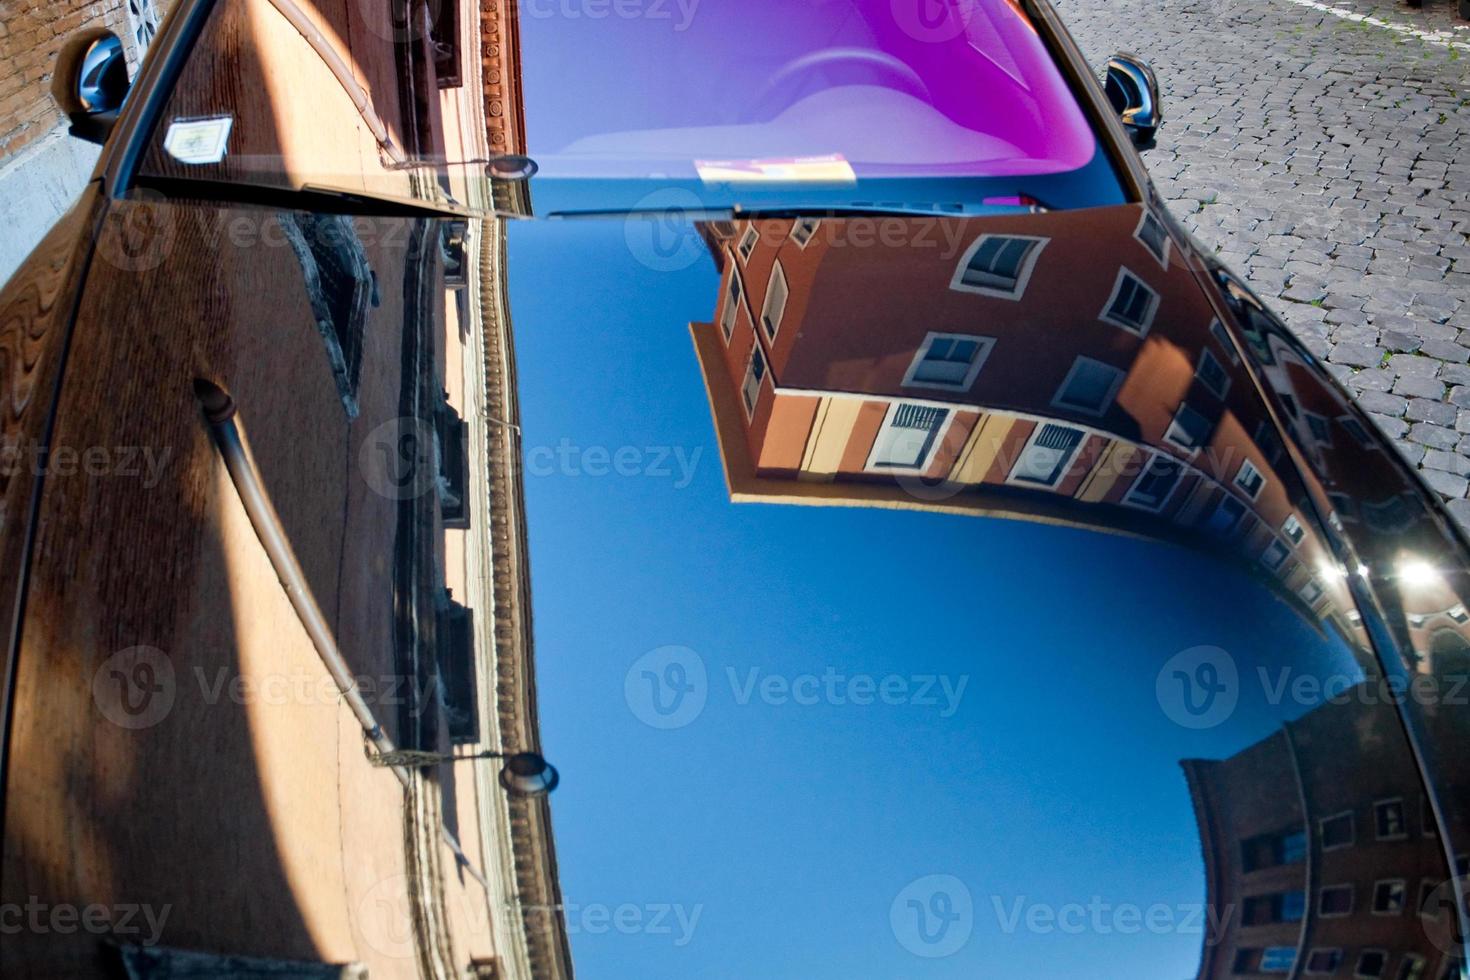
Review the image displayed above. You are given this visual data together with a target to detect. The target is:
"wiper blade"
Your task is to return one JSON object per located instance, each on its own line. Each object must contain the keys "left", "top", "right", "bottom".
{"left": 132, "top": 175, "right": 499, "bottom": 219}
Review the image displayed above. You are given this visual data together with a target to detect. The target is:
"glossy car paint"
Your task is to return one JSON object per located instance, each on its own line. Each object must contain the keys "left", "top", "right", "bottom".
{"left": 0, "top": 0, "right": 1465, "bottom": 976}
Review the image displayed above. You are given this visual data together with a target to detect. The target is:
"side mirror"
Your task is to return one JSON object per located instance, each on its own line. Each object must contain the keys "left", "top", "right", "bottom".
{"left": 1105, "top": 53, "right": 1161, "bottom": 149}
{"left": 53, "top": 31, "right": 131, "bottom": 145}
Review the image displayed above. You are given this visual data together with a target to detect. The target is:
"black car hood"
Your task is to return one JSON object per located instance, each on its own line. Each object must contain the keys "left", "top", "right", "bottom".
{"left": 500, "top": 203, "right": 1469, "bottom": 976}
{"left": 4, "top": 195, "right": 1466, "bottom": 978}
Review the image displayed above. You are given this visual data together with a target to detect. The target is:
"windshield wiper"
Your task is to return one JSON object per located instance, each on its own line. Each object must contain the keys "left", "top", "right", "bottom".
{"left": 132, "top": 174, "right": 500, "bottom": 219}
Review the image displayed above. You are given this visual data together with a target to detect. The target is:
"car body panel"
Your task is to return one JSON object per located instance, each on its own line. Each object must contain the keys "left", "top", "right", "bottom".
{"left": 0, "top": 0, "right": 1465, "bottom": 976}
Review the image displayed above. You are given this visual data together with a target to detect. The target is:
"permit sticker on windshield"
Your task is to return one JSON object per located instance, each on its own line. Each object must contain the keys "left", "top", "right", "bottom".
{"left": 695, "top": 154, "right": 856, "bottom": 185}
{"left": 163, "top": 117, "right": 234, "bottom": 165}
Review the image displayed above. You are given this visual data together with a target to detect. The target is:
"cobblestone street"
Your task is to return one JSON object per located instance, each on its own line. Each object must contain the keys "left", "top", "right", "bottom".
{"left": 1060, "top": 0, "right": 1470, "bottom": 523}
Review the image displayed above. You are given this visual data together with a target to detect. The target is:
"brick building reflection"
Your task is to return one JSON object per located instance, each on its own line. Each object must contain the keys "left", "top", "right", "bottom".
{"left": 1184, "top": 687, "right": 1467, "bottom": 979}
{"left": 692, "top": 205, "right": 1374, "bottom": 640}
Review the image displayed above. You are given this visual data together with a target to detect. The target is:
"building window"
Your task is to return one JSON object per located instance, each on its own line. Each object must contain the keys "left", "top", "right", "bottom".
{"left": 1243, "top": 891, "right": 1306, "bottom": 925}
{"left": 742, "top": 344, "right": 767, "bottom": 418}
{"left": 1135, "top": 209, "right": 1171, "bottom": 268}
{"left": 1196, "top": 347, "right": 1231, "bottom": 399}
{"left": 1124, "top": 454, "right": 1183, "bottom": 512}
{"left": 1009, "top": 423, "right": 1086, "bottom": 488}
{"left": 950, "top": 235, "right": 1047, "bottom": 298}
{"left": 126, "top": 0, "right": 161, "bottom": 60}
{"left": 738, "top": 226, "right": 759, "bottom": 261}
{"left": 790, "top": 219, "right": 819, "bottom": 248}
{"left": 868, "top": 404, "right": 950, "bottom": 472}
{"left": 1398, "top": 955, "right": 1428, "bottom": 980}
{"left": 1203, "top": 494, "right": 1246, "bottom": 536}
{"left": 430, "top": 0, "right": 463, "bottom": 87}
{"left": 1241, "top": 829, "right": 1306, "bottom": 872}
{"left": 1339, "top": 414, "right": 1377, "bottom": 448}
{"left": 1053, "top": 356, "right": 1126, "bottom": 416}
{"left": 1282, "top": 513, "right": 1305, "bottom": 546}
{"left": 1261, "top": 539, "right": 1289, "bottom": 571}
{"left": 1165, "top": 403, "right": 1213, "bottom": 452}
{"left": 441, "top": 220, "right": 468, "bottom": 285}
{"left": 1375, "top": 798, "right": 1407, "bottom": 840}
{"left": 1319, "top": 884, "right": 1354, "bottom": 917}
{"left": 1233, "top": 459, "right": 1266, "bottom": 501}
{"left": 1100, "top": 267, "right": 1160, "bottom": 335}
{"left": 435, "top": 402, "right": 469, "bottom": 530}
{"left": 1420, "top": 879, "right": 1442, "bottom": 918}
{"left": 902, "top": 332, "right": 994, "bottom": 391}
{"left": 1371, "top": 879, "right": 1406, "bottom": 915}
{"left": 1261, "top": 947, "right": 1297, "bottom": 974}
{"left": 1356, "top": 950, "right": 1388, "bottom": 978}
{"left": 1211, "top": 318, "right": 1241, "bottom": 363}
{"left": 1306, "top": 949, "right": 1344, "bottom": 975}
{"left": 281, "top": 212, "right": 375, "bottom": 419}
{"left": 1301, "top": 412, "right": 1331, "bottom": 444}
{"left": 436, "top": 599, "right": 479, "bottom": 743}
{"left": 720, "top": 269, "right": 744, "bottom": 341}
{"left": 1255, "top": 419, "right": 1285, "bottom": 467}
{"left": 1300, "top": 579, "right": 1324, "bottom": 606}
{"left": 760, "top": 261, "right": 789, "bottom": 339}
{"left": 1320, "top": 810, "right": 1355, "bottom": 850}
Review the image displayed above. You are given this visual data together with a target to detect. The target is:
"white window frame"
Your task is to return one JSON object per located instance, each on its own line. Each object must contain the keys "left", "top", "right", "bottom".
{"left": 760, "top": 261, "right": 789, "bottom": 339}
{"left": 949, "top": 234, "right": 1048, "bottom": 299}
{"left": 741, "top": 342, "right": 767, "bottom": 419}
{"left": 1099, "top": 266, "right": 1160, "bottom": 336}
{"left": 1234, "top": 458, "right": 1266, "bottom": 501}
{"left": 1370, "top": 878, "right": 1406, "bottom": 916}
{"left": 1318, "top": 883, "right": 1354, "bottom": 918}
{"left": 1320, "top": 810, "right": 1355, "bottom": 851}
{"left": 1282, "top": 513, "right": 1305, "bottom": 546}
{"left": 1261, "top": 538, "right": 1289, "bottom": 571}
{"left": 1300, "top": 579, "right": 1324, "bottom": 606}
{"left": 1005, "top": 423, "right": 1088, "bottom": 490}
{"left": 737, "top": 225, "right": 759, "bottom": 262}
{"left": 789, "top": 218, "right": 820, "bottom": 248}
{"left": 1051, "top": 356, "right": 1126, "bottom": 417}
{"left": 863, "top": 402, "right": 954, "bottom": 475}
{"left": 1164, "top": 403, "right": 1211, "bottom": 454}
{"left": 1195, "top": 346, "right": 1231, "bottom": 399}
{"left": 1374, "top": 797, "right": 1408, "bottom": 841}
{"left": 1123, "top": 453, "right": 1183, "bottom": 513}
{"left": 720, "top": 268, "right": 744, "bottom": 342}
{"left": 901, "top": 332, "right": 995, "bottom": 392}
{"left": 1134, "top": 209, "right": 1171, "bottom": 270}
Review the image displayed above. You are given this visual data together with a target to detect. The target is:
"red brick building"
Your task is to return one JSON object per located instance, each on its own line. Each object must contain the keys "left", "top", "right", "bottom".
{"left": 1183, "top": 688, "right": 1468, "bottom": 979}
{"left": 691, "top": 207, "right": 1362, "bottom": 637}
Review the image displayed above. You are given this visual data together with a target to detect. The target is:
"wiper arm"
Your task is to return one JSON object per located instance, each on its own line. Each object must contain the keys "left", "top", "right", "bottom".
{"left": 132, "top": 174, "right": 499, "bottom": 219}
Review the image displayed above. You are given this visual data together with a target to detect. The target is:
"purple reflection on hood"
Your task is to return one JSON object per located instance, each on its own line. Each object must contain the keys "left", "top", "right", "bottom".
{"left": 520, "top": 0, "right": 1098, "bottom": 179}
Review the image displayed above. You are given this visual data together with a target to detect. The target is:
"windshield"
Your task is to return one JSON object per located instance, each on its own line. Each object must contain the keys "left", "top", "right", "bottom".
{"left": 133, "top": 0, "right": 1125, "bottom": 215}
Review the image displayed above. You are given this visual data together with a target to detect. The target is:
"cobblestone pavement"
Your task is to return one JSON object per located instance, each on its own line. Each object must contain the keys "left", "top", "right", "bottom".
{"left": 1058, "top": 0, "right": 1470, "bottom": 524}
